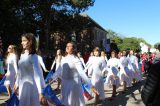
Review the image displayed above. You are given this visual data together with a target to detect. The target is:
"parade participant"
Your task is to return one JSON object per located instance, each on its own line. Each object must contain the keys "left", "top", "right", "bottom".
{"left": 50, "top": 42, "right": 98, "bottom": 106}
{"left": 50, "top": 49, "right": 63, "bottom": 90}
{"left": 105, "top": 50, "right": 121, "bottom": 100}
{"left": 14, "top": 33, "right": 45, "bottom": 106}
{"left": 128, "top": 50, "right": 142, "bottom": 83}
{"left": 77, "top": 52, "right": 86, "bottom": 68}
{"left": 101, "top": 51, "right": 108, "bottom": 62}
{"left": 87, "top": 47, "right": 106, "bottom": 105}
{"left": 118, "top": 51, "right": 123, "bottom": 59}
{"left": 4, "top": 45, "right": 18, "bottom": 98}
{"left": 86, "top": 52, "right": 94, "bottom": 77}
{"left": 100, "top": 51, "right": 108, "bottom": 76}
{"left": 119, "top": 51, "right": 132, "bottom": 92}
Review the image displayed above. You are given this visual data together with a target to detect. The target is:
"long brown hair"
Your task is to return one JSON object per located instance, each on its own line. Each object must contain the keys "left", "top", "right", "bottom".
{"left": 21, "top": 33, "right": 36, "bottom": 54}
{"left": 55, "top": 49, "right": 63, "bottom": 60}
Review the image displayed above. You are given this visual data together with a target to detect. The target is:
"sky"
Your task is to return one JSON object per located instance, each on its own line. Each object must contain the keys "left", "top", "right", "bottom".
{"left": 86, "top": 0, "right": 160, "bottom": 45}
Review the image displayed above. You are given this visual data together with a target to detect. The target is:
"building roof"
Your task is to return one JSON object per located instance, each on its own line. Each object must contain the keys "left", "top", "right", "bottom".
{"left": 80, "top": 13, "right": 107, "bottom": 32}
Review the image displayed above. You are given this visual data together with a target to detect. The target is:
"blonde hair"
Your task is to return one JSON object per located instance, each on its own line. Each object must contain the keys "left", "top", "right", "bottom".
{"left": 6, "top": 45, "right": 18, "bottom": 63}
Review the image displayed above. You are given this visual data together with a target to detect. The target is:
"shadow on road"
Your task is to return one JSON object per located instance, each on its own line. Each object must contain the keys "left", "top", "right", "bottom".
{"left": 87, "top": 79, "right": 145, "bottom": 106}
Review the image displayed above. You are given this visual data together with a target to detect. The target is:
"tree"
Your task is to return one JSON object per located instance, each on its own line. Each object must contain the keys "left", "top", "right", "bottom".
{"left": 107, "top": 29, "right": 150, "bottom": 52}
{"left": 0, "top": 0, "right": 95, "bottom": 51}
{"left": 154, "top": 42, "right": 160, "bottom": 49}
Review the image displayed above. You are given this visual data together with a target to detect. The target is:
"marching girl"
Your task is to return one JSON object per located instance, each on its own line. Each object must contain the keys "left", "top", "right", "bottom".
{"left": 100, "top": 51, "right": 108, "bottom": 78}
{"left": 50, "top": 42, "right": 98, "bottom": 106}
{"left": 14, "top": 33, "right": 46, "bottom": 106}
{"left": 128, "top": 50, "right": 142, "bottom": 84}
{"left": 119, "top": 51, "right": 133, "bottom": 92}
{"left": 87, "top": 47, "right": 106, "bottom": 105}
{"left": 77, "top": 52, "right": 86, "bottom": 69}
{"left": 50, "top": 49, "right": 63, "bottom": 90}
{"left": 4, "top": 45, "right": 18, "bottom": 98}
{"left": 85, "top": 52, "right": 94, "bottom": 77}
{"left": 105, "top": 50, "right": 122, "bottom": 100}
{"left": 101, "top": 51, "right": 108, "bottom": 62}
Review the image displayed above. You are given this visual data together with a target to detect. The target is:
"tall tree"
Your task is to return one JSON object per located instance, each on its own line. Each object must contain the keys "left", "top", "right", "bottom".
{"left": 0, "top": 0, "right": 95, "bottom": 51}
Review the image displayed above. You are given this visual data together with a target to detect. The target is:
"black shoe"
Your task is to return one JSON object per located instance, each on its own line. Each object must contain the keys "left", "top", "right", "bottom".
{"left": 5, "top": 99, "right": 9, "bottom": 103}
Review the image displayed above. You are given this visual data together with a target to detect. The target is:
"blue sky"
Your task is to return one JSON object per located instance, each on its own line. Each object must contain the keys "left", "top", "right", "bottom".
{"left": 86, "top": 0, "right": 160, "bottom": 45}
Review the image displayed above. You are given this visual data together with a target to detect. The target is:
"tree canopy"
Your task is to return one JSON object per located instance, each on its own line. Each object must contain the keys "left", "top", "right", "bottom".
{"left": 107, "top": 29, "right": 151, "bottom": 52}
{"left": 0, "top": 0, "right": 95, "bottom": 51}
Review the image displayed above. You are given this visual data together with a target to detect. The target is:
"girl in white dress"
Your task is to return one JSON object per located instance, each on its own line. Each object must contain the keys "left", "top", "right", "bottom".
{"left": 50, "top": 42, "right": 98, "bottom": 106}
{"left": 128, "top": 50, "right": 142, "bottom": 84}
{"left": 50, "top": 49, "right": 63, "bottom": 90}
{"left": 4, "top": 45, "right": 18, "bottom": 97}
{"left": 106, "top": 51, "right": 122, "bottom": 100}
{"left": 86, "top": 52, "right": 94, "bottom": 77}
{"left": 87, "top": 47, "right": 106, "bottom": 105}
{"left": 14, "top": 33, "right": 45, "bottom": 106}
{"left": 119, "top": 51, "right": 133, "bottom": 92}
{"left": 100, "top": 51, "right": 108, "bottom": 76}
{"left": 77, "top": 52, "right": 86, "bottom": 69}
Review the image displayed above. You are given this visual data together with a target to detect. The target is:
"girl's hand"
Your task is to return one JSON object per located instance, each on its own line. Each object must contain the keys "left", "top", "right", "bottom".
{"left": 13, "top": 85, "right": 18, "bottom": 95}
{"left": 39, "top": 94, "right": 48, "bottom": 105}
{"left": 91, "top": 86, "right": 99, "bottom": 95}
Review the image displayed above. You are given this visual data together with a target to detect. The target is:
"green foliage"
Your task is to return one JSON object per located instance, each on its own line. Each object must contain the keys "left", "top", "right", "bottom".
{"left": 107, "top": 29, "right": 150, "bottom": 52}
{"left": 154, "top": 42, "right": 160, "bottom": 49}
{"left": 0, "top": 0, "right": 95, "bottom": 51}
{"left": 118, "top": 37, "right": 141, "bottom": 52}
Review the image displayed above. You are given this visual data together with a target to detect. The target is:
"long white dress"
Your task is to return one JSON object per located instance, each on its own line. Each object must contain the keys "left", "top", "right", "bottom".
{"left": 105, "top": 57, "right": 121, "bottom": 87}
{"left": 51, "top": 56, "right": 63, "bottom": 71}
{"left": 79, "top": 57, "right": 86, "bottom": 68}
{"left": 4, "top": 53, "right": 18, "bottom": 89}
{"left": 15, "top": 52, "right": 42, "bottom": 106}
{"left": 52, "top": 54, "right": 92, "bottom": 106}
{"left": 119, "top": 56, "right": 132, "bottom": 87}
{"left": 86, "top": 56, "right": 94, "bottom": 76}
{"left": 128, "top": 55, "right": 142, "bottom": 81}
{"left": 86, "top": 56, "right": 106, "bottom": 100}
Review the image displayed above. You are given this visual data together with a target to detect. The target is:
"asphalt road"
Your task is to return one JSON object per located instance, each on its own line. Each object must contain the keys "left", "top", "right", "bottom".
{"left": 0, "top": 79, "right": 145, "bottom": 106}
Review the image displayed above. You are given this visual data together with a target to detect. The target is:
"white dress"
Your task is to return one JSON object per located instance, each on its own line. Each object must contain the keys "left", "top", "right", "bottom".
{"left": 15, "top": 52, "right": 42, "bottom": 106}
{"left": 52, "top": 54, "right": 92, "bottom": 106}
{"left": 79, "top": 57, "right": 86, "bottom": 68}
{"left": 86, "top": 56, "right": 94, "bottom": 76}
{"left": 105, "top": 58, "right": 121, "bottom": 87}
{"left": 119, "top": 56, "right": 132, "bottom": 87}
{"left": 128, "top": 55, "right": 142, "bottom": 81}
{"left": 51, "top": 56, "right": 63, "bottom": 71}
{"left": 4, "top": 53, "right": 18, "bottom": 89}
{"left": 87, "top": 56, "right": 106, "bottom": 100}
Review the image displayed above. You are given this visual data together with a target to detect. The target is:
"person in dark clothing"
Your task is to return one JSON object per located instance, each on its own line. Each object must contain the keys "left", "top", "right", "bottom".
{"left": 141, "top": 45, "right": 160, "bottom": 106}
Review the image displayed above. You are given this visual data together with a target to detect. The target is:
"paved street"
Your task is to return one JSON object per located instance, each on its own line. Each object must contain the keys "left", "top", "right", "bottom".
{"left": 0, "top": 79, "right": 145, "bottom": 106}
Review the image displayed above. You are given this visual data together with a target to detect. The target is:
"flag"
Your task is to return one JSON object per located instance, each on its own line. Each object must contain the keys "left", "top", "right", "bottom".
{"left": 42, "top": 85, "right": 64, "bottom": 106}
{"left": 0, "top": 76, "right": 6, "bottom": 85}
{"left": 0, "top": 76, "right": 7, "bottom": 94}
{"left": 6, "top": 93, "right": 19, "bottom": 106}
{"left": 81, "top": 83, "right": 93, "bottom": 101}
{"left": 45, "top": 70, "right": 54, "bottom": 83}
{"left": 0, "top": 85, "right": 7, "bottom": 94}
